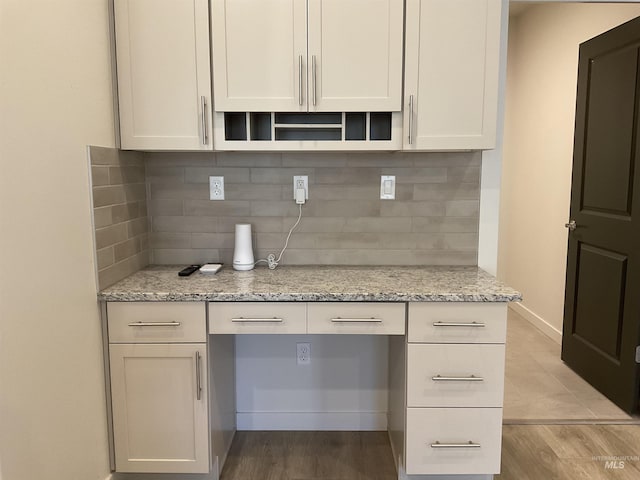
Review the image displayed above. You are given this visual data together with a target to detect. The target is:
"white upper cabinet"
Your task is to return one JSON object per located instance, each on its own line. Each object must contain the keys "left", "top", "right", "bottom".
{"left": 307, "top": 0, "right": 403, "bottom": 112}
{"left": 211, "top": 0, "right": 308, "bottom": 112}
{"left": 403, "top": 0, "right": 502, "bottom": 150}
{"left": 211, "top": 0, "right": 403, "bottom": 112}
{"left": 114, "top": 0, "right": 213, "bottom": 150}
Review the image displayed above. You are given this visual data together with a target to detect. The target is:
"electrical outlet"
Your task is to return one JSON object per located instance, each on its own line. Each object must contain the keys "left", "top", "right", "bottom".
{"left": 296, "top": 342, "right": 310, "bottom": 365}
{"left": 293, "top": 175, "right": 308, "bottom": 200}
{"left": 209, "top": 176, "right": 224, "bottom": 200}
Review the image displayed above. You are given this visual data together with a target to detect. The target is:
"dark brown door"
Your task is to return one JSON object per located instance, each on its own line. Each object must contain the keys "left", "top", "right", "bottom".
{"left": 562, "top": 16, "right": 640, "bottom": 414}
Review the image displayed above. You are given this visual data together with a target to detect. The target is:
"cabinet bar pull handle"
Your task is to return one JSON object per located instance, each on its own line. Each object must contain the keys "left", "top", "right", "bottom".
{"left": 431, "top": 441, "right": 481, "bottom": 448}
{"left": 195, "top": 351, "right": 202, "bottom": 401}
{"left": 298, "top": 55, "right": 303, "bottom": 106}
{"left": 331, "top": 317, "right": 382, "bottom": 323}
{"left": 432, "top": 321, "right": 485, "bottom": 328}
{"left": 231, "top": 317, "right": 284, "bottom": 323}
{"left": 408, "top": 95, "right": 414, "bottom": 145}
{"left": 312, "top": 55, "right": 317, "bottom": 106}
{"left": 127, "top": 321, "right": 181, "bottom": 327}
{"left": 432, "top": 375, "right": 484, "bottom": 382}
{"left": 200, "top": 96, "right": 208, "bottom": 145}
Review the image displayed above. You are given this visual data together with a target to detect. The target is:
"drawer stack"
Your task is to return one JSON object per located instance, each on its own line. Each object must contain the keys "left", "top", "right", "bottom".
{"left": 405, "top": 303, "right": 507, "bottom": 475}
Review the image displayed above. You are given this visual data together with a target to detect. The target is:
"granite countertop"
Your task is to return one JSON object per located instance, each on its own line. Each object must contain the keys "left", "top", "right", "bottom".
{"left": 98, "top": 265, "right": 521, "bottom": 303}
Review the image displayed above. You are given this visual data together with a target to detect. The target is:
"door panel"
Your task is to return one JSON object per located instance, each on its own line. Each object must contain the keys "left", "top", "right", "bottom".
{"left": 581, "top": 47, "right": 637, "bottom": 215}
{"left": 562, "top": 16, "right": 640, "bottom": 413}
{"left": 211, "top": 0, "right": 307, "bottom": 111}
{"left": 572, "top": 244, "right": 627, "bottom": 360}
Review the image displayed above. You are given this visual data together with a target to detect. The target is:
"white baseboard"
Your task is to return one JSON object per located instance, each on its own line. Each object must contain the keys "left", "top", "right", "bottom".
{"left": 397, "top": 464, "right": 493, "bottom": 480}
{"left": 110, "top": 473, "right": 217, "bottom": 480}
{"left": 236, "top": 412, "right": 387, "bottom": 430}
{"left": 509, "top": 302, "right": 562, "bottom": 344}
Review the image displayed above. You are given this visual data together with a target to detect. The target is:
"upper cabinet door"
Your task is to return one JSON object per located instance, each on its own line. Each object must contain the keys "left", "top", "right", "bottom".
{"left": 211, "top": 0, "right": 308, "bottom": 112}
{"left": 114, "top": 0, "right": 213, "bottom": 150}
{"left": 307, "top": 0, "right": 403, "bottom": 112}
{"left": 404, "top": 0, "right": 502, "bottom": 150}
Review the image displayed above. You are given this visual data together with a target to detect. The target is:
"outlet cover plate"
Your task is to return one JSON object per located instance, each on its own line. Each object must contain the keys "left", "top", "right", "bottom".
{"left": 296, "top": 342, "right": 310, "bottom": 365}
{"left": 209, "top": 176, "right": 225, "bottom": 200}
{"left": 380, "top": 175, "right": 395, "bottom": 200}
{"left": 293, "top": 176, "right": 309, "bottom": 200}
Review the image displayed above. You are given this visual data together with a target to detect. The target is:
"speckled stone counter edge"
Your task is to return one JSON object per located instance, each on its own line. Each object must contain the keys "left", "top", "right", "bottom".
{"left": 98, "top": 266, "right": 522, "bottom": 303}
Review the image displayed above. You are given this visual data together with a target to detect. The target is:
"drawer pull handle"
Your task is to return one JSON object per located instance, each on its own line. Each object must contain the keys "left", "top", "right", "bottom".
{"left": 231, "top": 317, "right": 283, "bottom": 323}
{"left": 432, "top": 375, "right": 484, "bottom": 382}
{"left": 127, "top": 321, "right": 181, "bottom": 327}
{"left": 431, "top": 441, "right": 481, "bottom": 448}
{"left": 432, "top": 321, "right": 485, "bottom": 328}
{"left": 331, "top": 317, "right": 382, "bottom": 323}
{"left": 200, "top": 96, "right": 208, "bottom": 145}
{"left": 195, "top": 351, "right": 202, "bottom": 401}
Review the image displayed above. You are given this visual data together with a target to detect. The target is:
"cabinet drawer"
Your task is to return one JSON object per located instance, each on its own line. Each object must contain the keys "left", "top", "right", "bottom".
{"left": 107, "top": 302, "right": 206, "bottom": 343}
{"left": 408, "top": 303, "right": 507, "bottom": 343}
{"left": 209, "top": 302, "right": 306, "bottom": 334}
{"left": 407, "top": 344, "right": 505, "bottom": 407}
{"left": 307, "top": 303, "right": 405, "bottom": 334}
{"left": 405, "top": 407, "right": 502, "bottom": 475}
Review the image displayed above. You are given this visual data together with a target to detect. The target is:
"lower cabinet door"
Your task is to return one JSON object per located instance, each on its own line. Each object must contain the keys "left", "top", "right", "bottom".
{"left": 405, "top": 407, "right": 502, "bottom": 475}
{"left": 109, "top": 343, "right": 209, "bottom": 473}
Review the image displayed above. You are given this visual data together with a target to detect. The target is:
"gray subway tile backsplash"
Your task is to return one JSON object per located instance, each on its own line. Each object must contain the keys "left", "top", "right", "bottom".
{"left": 90, "top": 146, "right": 149, "bottom": 289}
{"left": 89, "top": 149, "right": 481, "bottom": 275}
{"left": 144, "top": 151, "right": 481, "bottom": 266}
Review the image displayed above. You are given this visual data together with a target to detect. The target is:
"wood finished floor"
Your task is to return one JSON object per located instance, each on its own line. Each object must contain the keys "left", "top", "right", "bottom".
{"left": 498, "top": 424, "right": 640, "bottom": 479}
{"left": 220, "top": 426, "right": 640, "bottom": 480}
{"left": 220, "top": 431, "right": 398, "bottom": 480}
{"left": 503, "top": 309, "right": 636, "bottom": 422}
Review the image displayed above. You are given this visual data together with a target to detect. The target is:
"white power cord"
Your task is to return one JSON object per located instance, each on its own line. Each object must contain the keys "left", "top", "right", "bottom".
{"left": 254, "top": 203, "right": 303, "bottom": 269}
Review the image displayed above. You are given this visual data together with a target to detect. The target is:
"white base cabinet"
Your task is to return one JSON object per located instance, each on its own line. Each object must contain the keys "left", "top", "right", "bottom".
{"left": 106, "top": 302, "right": 211, "bottom": 474}
{"left": 109, "top": 344, "right": 209, "bottom": 473}
{"left": 104, "top": 300, "right": 508, "bottom": 477}
{"left": 390, "top": 302, "right": 507, "bottom": 477}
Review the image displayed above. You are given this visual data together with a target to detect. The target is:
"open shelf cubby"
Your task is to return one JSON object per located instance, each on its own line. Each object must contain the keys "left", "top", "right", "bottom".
{"left": 222, "top": 112, "right": 393, "bottom": 143}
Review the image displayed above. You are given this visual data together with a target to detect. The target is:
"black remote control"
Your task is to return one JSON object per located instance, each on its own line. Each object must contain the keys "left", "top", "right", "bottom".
{"left": 178, "top": 265, "right": 201, "bottom": 276}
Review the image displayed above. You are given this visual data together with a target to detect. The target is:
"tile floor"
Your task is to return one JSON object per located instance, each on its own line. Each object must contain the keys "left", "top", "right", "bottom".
{"left": 503, "top": 308, "right": 637, "bottom": 423}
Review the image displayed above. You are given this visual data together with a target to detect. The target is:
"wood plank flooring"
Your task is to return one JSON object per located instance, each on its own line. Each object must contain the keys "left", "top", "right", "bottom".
{"left": 221, "top": 427, "right": 640, "bottom": 480}
{"left": 498, "top": 425, "right": 640, "bottom": 479}
{"left": 504, "top": 309, "right": 636, "bottom": 422}
{"left": 220, "top": 431, "right": 397, "bottom": 480}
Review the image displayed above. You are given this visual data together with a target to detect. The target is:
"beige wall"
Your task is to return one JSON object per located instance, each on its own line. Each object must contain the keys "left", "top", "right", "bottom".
{"left": 0, "top": 1, "right": 115, "bottom": 479}
{"left": 499, "top": 3, "right": 640, "bottom": 339}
